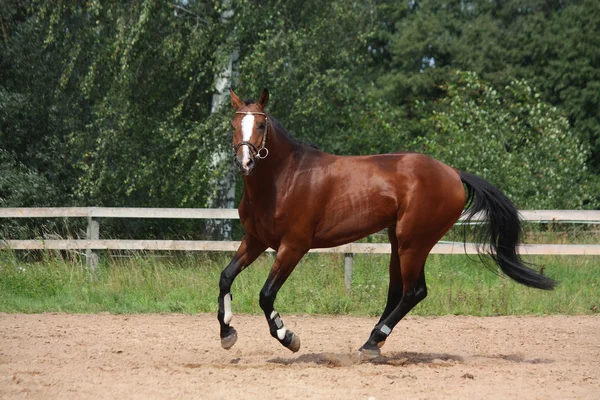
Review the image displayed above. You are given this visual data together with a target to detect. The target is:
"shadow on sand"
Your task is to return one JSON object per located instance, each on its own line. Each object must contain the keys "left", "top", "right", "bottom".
{"left": 267, "top": 351, "right": 464, "bottom": 367}
{"left": 267, "top": 351, "right": 553, "bottom": 368}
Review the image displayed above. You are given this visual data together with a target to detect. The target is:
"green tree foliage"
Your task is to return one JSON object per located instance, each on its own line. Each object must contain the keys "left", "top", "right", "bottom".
{"left": 0, "top": 0, "right": 79, "bottom": 207}
{"left": 420, "top": 71, "right": 593, "bottom": 208}
{"left": 1, "top": 1, "right": 234, "bottom": 238}
{"left": 34, "top": 0, "right": 229, "bottom": 208}
{"left": 372, "top": 0, "right": 600, "bottom": 170}
{"left": 230, "top": 0, "right": 407, "bottom": 156}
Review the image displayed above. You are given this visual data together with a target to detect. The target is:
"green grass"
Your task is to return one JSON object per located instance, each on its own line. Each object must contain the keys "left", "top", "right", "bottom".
{"left": 0, "top": 250, "right": 598, "bottom": 315}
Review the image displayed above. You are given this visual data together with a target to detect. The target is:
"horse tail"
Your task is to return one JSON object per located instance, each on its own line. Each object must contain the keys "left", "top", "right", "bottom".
{"left": 459, "top": 172, "right": 557, "bottom": 290}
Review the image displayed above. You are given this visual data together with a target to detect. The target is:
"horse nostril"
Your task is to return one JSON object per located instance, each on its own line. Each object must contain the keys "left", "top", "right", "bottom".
{"left": 245, "top": 158, "right": 255, "bottom": 170}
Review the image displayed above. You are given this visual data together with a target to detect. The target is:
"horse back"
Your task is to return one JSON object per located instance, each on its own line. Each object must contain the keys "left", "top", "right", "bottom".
{"left": 305, "top": 152, "right": 466, "bottom": 248}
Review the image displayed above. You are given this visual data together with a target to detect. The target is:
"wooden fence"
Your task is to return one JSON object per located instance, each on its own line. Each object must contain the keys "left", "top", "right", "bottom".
{"left": 1, "top": 208, "right": 600, "bottom": 287}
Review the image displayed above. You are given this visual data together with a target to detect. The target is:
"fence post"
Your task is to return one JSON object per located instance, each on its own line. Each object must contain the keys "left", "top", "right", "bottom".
{"left": 344, "top": 253, "right": 353, "bottom": 290}
{"left": 86, "top": 216, "right": 99, "bottom": 279}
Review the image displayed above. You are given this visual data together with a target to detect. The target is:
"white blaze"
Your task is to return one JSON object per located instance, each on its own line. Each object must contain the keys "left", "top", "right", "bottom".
{"left": 240, "top": 114, "right": 255, "bottom": 165}
{"left": 223, "top": 293, "right": 233, "bottom": 325}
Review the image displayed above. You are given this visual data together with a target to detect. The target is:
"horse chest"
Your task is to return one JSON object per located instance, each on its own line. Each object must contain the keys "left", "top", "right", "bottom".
{"left": 239, "top": 203, "right": 285, "bottom": 249}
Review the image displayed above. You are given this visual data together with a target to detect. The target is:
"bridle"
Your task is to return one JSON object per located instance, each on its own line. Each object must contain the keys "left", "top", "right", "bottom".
{"left": 233, "top": 111, "right": 270, "bottom": 160}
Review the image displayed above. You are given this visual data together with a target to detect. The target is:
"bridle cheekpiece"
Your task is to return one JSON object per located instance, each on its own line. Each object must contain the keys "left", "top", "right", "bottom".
{"left": 233, "top": 111, "right": 270, "bottom": 160}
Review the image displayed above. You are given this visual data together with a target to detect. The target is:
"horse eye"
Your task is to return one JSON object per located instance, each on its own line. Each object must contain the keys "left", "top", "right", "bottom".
{"left": 258, "top": 123, "right": 266, "bottom": 130}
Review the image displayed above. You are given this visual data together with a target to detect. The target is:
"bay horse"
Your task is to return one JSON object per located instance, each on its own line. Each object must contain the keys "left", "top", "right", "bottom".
{"left": 217, "top": 88, "right": 556, "bottom": 360}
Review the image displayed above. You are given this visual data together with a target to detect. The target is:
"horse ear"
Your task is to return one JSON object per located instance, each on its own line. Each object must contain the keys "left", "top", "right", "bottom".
{"left": 257, "top": 88, "right": 269, "bottom": 109}
{"left": 230, "top": 88, "right": 243, "bottom": 110}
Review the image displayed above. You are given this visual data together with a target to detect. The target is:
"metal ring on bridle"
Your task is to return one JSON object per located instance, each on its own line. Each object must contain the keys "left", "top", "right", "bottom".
{"left": 257, "top": 148, "right": 269, "bottom": 159}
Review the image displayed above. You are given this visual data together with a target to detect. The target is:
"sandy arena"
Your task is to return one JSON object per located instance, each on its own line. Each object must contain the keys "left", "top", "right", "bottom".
{"left": 1, "top": 313, "right": 598, "bottom": 399}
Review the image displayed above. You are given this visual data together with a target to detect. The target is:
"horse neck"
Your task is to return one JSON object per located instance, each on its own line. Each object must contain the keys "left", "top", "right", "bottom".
{"left": 242, "top": 119, "right": 298, "bottom": 202}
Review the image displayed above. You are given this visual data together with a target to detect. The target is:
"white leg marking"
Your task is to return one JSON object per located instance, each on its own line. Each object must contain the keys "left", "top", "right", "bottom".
{"left": 240, "top": 114, "right": 255, "bottom": 164}
{"left": 223, "top": 293, "right": 233, "bottom": 325}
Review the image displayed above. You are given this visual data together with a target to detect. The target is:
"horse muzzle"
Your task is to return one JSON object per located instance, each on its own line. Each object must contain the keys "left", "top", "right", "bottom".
{"left": 234, "top": 154, "right": 256, "bottom": 175}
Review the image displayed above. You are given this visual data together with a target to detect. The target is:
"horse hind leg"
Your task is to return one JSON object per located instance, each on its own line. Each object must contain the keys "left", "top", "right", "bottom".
{"left": 358, "top": 246, "right": 429, "bottom": 361}
{"left": 377, "top": 226, "right": 403, "bottom": 325}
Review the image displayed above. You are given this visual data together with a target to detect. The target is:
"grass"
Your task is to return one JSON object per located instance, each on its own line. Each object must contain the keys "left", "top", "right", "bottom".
{"left": 0, "top": 249, "right": 598, "bottom": 316}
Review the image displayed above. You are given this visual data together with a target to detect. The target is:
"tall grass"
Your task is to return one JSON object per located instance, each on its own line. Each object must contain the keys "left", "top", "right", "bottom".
{"left": 0, "top": 250, "right": 598, "bottom": 315}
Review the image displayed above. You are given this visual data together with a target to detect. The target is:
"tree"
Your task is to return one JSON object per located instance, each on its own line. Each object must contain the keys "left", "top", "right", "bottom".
{"left": 371, "top": 0, "right": 600, "bottom": 172}
{"left": 419, "top": 71, "right": 593, "bottom": 209}
{"left": 27, "top": 1, "right": 230, "bottom": 209}
{"left": 0, "top": 0, "right": 80, "bottom": 208}
{"left": 206, "top": 0, "right": 239, "bottom": 239}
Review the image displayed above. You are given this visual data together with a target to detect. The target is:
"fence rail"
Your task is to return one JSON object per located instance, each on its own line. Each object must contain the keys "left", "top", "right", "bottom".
{"left": 2, "top": 208, "right": 599, "bottom": 287}
{"left": 3, "top": 239, "right": 600, "bottom": 255}
{"left": 2, "top": 207, "right": 600, "bottom": 222}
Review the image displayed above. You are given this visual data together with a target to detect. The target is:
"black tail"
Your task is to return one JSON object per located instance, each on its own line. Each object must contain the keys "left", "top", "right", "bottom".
{"left": 460, "top": 172, "right": 556, "bottom": 290}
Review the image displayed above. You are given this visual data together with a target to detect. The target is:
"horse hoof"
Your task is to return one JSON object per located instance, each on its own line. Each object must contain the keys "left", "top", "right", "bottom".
{"left": 286, "top": 333, "right": 301, "bottom": 353}
{"left": 357, "top": 346, "right": 380, "bottom": 362}
{"left": 221, "top": 329, "right": 238, "bottom": 350}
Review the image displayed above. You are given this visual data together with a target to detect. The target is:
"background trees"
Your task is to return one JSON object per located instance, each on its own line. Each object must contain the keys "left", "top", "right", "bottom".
{"left": 370, "top": 0, "right": 600, "bottom": 171}
{"left": 1, "top": 0, "right": 598, "bottom": 238}
{"left": 419, "top": 71, "right": 591, "bottom": 209}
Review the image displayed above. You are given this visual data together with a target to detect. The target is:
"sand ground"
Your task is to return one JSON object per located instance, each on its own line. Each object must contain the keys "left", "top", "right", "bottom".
{"left": 1, "top": 313, "right": 599, "bottom": 399}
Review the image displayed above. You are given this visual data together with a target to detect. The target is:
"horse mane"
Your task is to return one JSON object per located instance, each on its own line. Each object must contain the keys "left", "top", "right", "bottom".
{"left": 268, "top": 115, "right": 320, "bottom": 151}
{"left": 242, "top": 98, "right": 320, "bottom": 151}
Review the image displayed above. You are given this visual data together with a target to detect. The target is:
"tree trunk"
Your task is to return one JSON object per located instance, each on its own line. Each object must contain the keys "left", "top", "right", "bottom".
{"left": 206, "top": 3, "right": 237, "bottom": 239}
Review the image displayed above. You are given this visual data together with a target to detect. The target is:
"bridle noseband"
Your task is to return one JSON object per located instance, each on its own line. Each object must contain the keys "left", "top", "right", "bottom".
{"left": 233, "top": 111, "right": 270, "bottom": 160}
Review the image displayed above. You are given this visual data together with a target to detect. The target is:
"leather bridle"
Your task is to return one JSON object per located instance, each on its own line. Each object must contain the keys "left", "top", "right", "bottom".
{"left": 233, "top": 111, "right": 270, "bottom": 160}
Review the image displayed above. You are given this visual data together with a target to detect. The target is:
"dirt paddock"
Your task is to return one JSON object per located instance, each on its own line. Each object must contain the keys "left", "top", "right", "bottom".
{"left": 1, "top": 313, "right": 599, "bottom": 399}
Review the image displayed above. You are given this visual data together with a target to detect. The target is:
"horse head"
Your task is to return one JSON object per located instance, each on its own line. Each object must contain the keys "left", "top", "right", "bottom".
{"left": 230, "top": 88, "right": 270, "bottom": 176}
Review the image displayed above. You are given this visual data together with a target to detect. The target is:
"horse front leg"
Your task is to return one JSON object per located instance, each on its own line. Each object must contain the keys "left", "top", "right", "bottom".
{"left": 218, "top": 234, "right": 267, "bottom": 349}
{"left": 259, "top": 244, "right": 306, "bottom": 352}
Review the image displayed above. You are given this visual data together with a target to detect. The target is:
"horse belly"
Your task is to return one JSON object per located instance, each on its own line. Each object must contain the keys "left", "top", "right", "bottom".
{"left": 311, "top": 196, "right": 397, "bottom": 248}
